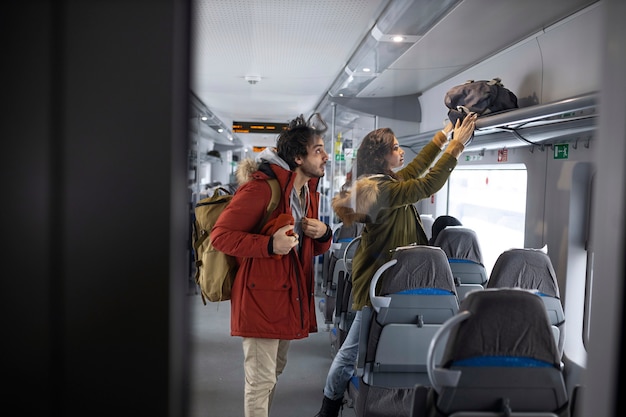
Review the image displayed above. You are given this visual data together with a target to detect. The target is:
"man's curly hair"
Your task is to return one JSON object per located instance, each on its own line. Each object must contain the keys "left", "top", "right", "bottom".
{"left": 276, "top": 113, "right": 327, "bottom": 170}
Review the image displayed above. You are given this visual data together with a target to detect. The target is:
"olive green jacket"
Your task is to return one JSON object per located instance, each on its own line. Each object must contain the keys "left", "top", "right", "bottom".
{"left": 332, "top": 135, "right": 458, "bottom": 310}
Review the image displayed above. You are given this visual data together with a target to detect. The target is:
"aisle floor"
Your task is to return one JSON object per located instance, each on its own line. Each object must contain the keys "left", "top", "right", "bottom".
{"left": 188, "top": 293, "right": 356, "bottom": 417}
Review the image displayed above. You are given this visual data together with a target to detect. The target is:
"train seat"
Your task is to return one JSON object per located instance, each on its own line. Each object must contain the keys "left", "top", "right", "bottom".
{"left": 331, "top": 236, "right": 361, "bottom": 357}
{"left": 320, "top": 222, "right": 363, "bottom": 327}
{"left": 351, "top": 245, "right": 459, "bottom": 417}
{"left": 434, "top": 226, "right": 488, "bottom": 300}
{"left": 486, "top": 248, "right": 565, "bottom": 356}
{"left": 424, "top": 288, "right": 568, "bottom": 417}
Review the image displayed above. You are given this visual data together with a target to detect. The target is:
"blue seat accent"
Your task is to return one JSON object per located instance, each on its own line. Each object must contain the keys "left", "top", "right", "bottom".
{"left": 336, "top": 238, "right": 353, "bottom": 243}
{"left": 451, "top": 355, "right": 553, "bottom": 368}
{"left": 396, "top": 288, "right": 454, "bottom": 295}
{"left": 448, "top": 258, "right": 477, "bottom": 264}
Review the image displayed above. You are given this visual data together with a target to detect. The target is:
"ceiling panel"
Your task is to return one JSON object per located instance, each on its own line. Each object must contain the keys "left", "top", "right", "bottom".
{"left": 191, "top": 0, "right": 388, "bottom": 122}
{"left": 360, "top": 0, "right": 598, "bottom": 97}
{"left": 190, "top": 0, "right": 598, "bottom": 149}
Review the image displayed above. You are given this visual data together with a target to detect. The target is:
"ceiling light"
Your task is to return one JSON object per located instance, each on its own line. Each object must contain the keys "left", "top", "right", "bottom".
{"left": 376, "top": 0, "right": 461, "bottom": 36}
{"left": 324, "top": 0, "right": 461, "bottom": 99}
{"left": 244, "top": 75, "right": 261, "bottom": 85}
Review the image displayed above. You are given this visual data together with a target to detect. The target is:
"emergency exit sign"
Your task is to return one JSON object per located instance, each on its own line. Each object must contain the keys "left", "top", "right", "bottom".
{"left": 554, "top": 144, "right": 569, "bottom": 159}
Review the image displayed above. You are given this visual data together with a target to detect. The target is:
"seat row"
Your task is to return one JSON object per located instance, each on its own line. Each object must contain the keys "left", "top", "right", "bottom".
{"left": 319, "top": 222, "right": 568, "bottom": 417}
{"left": 349, "top": 244, "right": 569, "bottom": 417}
{"left": 426, "top": 224, "right": 565, "bottom": 355}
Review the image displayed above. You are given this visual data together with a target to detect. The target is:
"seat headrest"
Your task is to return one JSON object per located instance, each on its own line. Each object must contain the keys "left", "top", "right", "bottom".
{"left": 380, "top": 246, "right": 456, "bottom": 296}
{"left": 434, "top": 226, "right": 483, "bottom": 264}
{"left": 441, "top": 288, "right": 561, "bottom": 368}
{"left": 487, "top": 248, "right": 559, "bottom": 297}
{"left": 429, "top": 215, "right": 463, "bottom": 245}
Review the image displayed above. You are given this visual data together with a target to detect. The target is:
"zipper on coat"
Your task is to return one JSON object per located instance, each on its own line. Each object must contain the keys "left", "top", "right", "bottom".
{"left": 291, "top": 251, "right": 305, "bottom": 330}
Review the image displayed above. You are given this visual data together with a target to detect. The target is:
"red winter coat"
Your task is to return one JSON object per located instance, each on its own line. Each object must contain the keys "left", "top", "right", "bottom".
{"left": 211, "top": 160, "right": 331, "bottom": 340}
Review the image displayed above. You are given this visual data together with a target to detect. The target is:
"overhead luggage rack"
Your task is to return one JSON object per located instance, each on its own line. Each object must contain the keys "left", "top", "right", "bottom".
{"left": 401, "top": 92, "right": 598, "bottom": 152}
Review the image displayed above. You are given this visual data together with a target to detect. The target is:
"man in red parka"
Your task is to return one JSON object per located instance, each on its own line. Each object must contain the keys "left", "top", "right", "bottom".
{"left": 211, "top": 113, "right": 333, "bottom": 417}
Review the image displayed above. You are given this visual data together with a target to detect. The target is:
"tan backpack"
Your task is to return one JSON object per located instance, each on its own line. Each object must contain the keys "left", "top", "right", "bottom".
{"left": 191, "top": 179, "right": 280, "bottom": 304}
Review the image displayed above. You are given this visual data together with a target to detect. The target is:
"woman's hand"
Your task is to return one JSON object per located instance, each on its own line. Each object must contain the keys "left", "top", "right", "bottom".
{"left": 452, "top": 113, "right": 478, "bottom": 145}
{"left": 443, "top": 113, "right": 478, "bottom": 159}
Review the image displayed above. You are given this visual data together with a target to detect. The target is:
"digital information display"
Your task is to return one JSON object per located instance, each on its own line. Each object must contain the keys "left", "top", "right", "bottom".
{"left": 232, "top": 121, "right": 289, "bottom": 133}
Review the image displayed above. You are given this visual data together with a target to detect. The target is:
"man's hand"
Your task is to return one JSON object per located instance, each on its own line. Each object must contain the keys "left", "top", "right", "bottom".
{"left": 301, "top": 217, "right": 328, "bottom": 239}
{"left": 273, "top": 224, "right": 298, "bottom": 255}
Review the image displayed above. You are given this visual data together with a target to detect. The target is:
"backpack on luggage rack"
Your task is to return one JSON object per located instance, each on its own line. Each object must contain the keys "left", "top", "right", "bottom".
{"left": 444, "top": 77, "right": 518, "bottom": 125}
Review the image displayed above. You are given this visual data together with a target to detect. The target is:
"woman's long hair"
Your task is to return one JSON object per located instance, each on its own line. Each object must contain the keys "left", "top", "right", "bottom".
{"left": 355, "top": 127, "right": 400, "bottom": 180}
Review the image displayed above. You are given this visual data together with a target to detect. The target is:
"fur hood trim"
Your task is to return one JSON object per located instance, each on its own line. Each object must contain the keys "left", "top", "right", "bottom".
{"left": 235, "top": 158, "right": 260, "bottom": 186}
{"left": 331, "top": 175, "right": 382, "bottom": 225}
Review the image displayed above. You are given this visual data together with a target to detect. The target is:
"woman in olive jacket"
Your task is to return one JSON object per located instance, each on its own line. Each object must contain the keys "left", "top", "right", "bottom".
{"left": 313, "top": 113, "right": 477, "bottom": 417}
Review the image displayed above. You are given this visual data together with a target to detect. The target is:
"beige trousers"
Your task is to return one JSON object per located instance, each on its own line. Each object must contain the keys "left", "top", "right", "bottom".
{"left": 242, "top": 337, "right": 290, "bottom": 417}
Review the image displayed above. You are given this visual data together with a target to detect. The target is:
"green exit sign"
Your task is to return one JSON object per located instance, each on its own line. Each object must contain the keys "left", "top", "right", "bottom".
{"left": 554, "top": 143, "right": 569, "bottom": 159}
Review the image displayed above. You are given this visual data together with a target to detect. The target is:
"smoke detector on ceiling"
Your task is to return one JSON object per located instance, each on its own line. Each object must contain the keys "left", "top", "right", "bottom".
{"left": 245, "top": 75, "right": 261, "bottom": 85}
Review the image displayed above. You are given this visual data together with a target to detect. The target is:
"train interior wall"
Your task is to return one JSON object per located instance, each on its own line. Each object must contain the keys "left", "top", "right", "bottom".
{"left": 412, "top": 1, "right": 603, "bottom": 396}
{"left": 417, "top": 2, "right": 602, "bottom": 133}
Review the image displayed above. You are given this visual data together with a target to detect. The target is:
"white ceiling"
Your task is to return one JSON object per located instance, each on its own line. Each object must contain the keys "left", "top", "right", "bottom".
{"left": 191, "top": 0, "right": 389, "bottom": 148}
{"left": 190, "top": 0, "right": 597, "bottom": 150}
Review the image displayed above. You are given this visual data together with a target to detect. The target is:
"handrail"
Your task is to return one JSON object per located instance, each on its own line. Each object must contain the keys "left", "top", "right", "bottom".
{"left": 369, "top": 259, "right": 397, "bottom": 313}
{"left": 427, "top": 311, "right": 470, "bottom": 393}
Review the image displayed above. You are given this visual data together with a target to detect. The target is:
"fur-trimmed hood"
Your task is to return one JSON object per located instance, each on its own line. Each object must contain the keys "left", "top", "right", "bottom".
{"left": 332, "top": 175, "right": 386, "bottom": 225}
{"left": 235, "top": 147, "right": 290, "bottom": 186}
{"left": 235, "top": 157, "right": 261, "bottom": 186}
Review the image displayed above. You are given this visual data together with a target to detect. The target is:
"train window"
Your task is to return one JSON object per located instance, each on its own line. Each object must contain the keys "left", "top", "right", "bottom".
{"left": 447, "top": 164, "right": 527, "bottom": 275}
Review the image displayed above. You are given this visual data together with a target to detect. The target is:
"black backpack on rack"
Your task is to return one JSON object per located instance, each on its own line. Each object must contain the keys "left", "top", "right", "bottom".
{"left": 444, "top": 78, "right": 518, "bottom": 124}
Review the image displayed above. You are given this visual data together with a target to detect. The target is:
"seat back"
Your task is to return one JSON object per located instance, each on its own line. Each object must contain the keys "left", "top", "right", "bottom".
{"left": 487, "top": 248, "right": 559, "bottom": 296}
{"left": 343, "top": 235, "right": 361, "bottom": 275}
{"left": 434, "top": 226, "right": 484, "bottom": 266}
{"left": 334, "top": 236, "right": 361, "bottom": 348}
{"left": 434, "top": 226, "right": 488, "bottom": 300}
{"left": 448, "top": 260, "right": 488, "bottom": 301}
{"left": 427, "top": 289, "right": 568, "bottom": 417}
{"left": 361, "top": 246, "right": 459, "bottom": 387}
{"left": 429, "top": 215, "right": 463, "bottom": 245}
{"left": 487, "top": 248, "right": 565, "bottom": 355}
{"left": 351, "top": 246, "right": 459, "bottom": 417}
{"left": 320, "top": 223, "right": 363, "bottom": 325}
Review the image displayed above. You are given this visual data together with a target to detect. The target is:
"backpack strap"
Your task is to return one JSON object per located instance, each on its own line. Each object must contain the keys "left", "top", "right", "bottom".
{"left": 259, "top": 178, "right": 281, "bottom": 229}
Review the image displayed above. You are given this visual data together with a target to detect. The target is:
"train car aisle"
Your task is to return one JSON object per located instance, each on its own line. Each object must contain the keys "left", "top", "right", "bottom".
{"left": 189, "top": 293, "right": 356, "bottom": 417}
